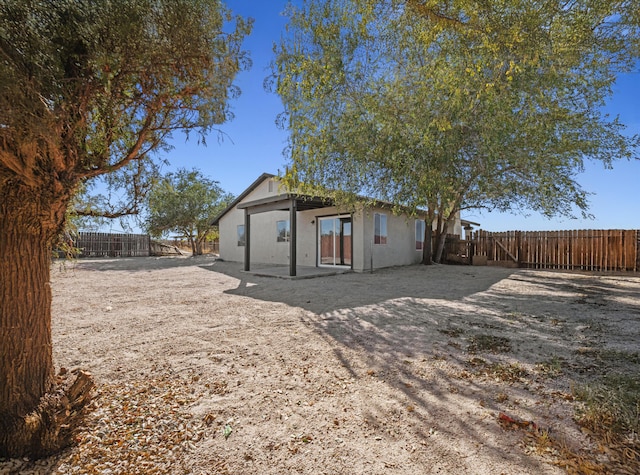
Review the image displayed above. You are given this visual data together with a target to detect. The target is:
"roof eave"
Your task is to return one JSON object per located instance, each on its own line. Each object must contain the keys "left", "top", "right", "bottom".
{"left": 211, "top": 172, "right": 276, "bottom": 225}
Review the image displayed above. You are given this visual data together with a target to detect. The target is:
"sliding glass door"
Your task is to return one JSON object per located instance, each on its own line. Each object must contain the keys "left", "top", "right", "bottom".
{"left": 319, "top": 216, "right": 352, "bottom": 267}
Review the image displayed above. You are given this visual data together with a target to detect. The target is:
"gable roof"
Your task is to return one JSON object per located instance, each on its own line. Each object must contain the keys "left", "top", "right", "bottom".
{"left": 211, "top": 173, "right": 275, "bottom": 225}
{"left": 212, "top": 172, "right": 481, "bottom": 228}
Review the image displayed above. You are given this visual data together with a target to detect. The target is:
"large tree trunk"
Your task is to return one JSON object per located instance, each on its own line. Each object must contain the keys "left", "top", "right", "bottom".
{"left": 422, "top": 223, "right": 433, "bottom": 265}
{"left": 189, "top": 236, "right": 197, "bottom": 256}
{"left": 195, "top": 238, "right": 204, "bottom": 256}
{"left": 0, "top": 185, "right": 94, "bottom": 458}
{"left": 434, "top": 221, "right": 450, "bottom": 264}
{"left": 422, "top": 208, "right": 436, "bottom": 265}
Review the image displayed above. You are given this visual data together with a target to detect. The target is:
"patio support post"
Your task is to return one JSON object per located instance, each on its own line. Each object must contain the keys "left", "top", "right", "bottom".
{"left": 289, "top": 198, "right": 297, "bottom": 276}
{"left": 244, "top": 209, "right": 251, "bottom": 271}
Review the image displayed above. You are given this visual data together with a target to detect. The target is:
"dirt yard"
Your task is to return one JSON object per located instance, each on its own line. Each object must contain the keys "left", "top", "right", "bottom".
{"left": 2, "top": 256, "right": 639, "bottom": 474}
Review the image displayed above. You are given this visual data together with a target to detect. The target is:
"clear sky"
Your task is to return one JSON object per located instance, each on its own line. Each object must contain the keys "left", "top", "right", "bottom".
{"left": 163, "top": 1, "right": 640, "bottom": 233}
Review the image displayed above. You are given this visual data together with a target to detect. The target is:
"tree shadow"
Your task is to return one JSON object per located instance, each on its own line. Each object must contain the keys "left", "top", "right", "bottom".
{"left": 53, "top": 255, "right": 214, "bottom": 273}
{"left": 206, "top": 261, "right": 640, "bottom": 471}
{"left": 50, "top": 257, "right": 639, "bottom": 472}
{"left": 208, "top": 261, "right": 516, "bottom": 314}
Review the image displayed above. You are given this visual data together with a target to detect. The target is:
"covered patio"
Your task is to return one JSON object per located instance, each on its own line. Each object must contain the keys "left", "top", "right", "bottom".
{"left": 241, "top": 264, "right": 351, "bottom": 280}
{"left": 237, "top": 193, "right": 336, "bottom": 277}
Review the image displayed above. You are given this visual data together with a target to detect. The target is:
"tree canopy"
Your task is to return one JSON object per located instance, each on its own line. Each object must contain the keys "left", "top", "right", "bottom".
{"left": 0, "top": 0, "right": 250, "bottom": 458}
{"left": 0, "top": 0, "right": 250, "bottom": 222}
{"left": 145, "top": 168, "right": 233, "bottom": 256}
{"left": 273, "top": 0, "right": 640, "bottom": 262}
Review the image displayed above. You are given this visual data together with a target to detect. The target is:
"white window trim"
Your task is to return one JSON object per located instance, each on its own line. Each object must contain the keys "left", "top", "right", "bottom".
{"left": 374, "top": 212, "right": 387, "bottom": 245}
{"left": 237, "top": 224, "right": 245, "bottom": 247}
{"left": 415, "top": 219, "right": 425, "bottom": 251}
{"left": 276, "top": 220, "right": 290, "bottom": 242}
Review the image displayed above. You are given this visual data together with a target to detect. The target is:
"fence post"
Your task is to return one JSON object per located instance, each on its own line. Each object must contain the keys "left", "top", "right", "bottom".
{"left": 636, "top": 230, "right": 639, "bottom": 273}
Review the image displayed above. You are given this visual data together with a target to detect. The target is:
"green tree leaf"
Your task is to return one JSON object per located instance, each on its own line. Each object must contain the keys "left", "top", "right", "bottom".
{"left": 145, "top": 168, "right": 233, "bottom": 256}
{"left": 273, "top": 0, "right": 640, "bottom": 263}
{"left": 0, "top": 0, "right": 250, "bottom": 458}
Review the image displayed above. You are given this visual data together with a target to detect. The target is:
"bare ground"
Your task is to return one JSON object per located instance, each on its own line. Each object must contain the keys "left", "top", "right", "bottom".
{"left": 2, "top": 256, "right": 640, "bottom": 474}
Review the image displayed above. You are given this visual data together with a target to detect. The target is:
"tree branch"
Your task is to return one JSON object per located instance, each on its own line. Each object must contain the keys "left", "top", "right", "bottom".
{"left": 406, "top": 1, "right": 469, "bottom": 29}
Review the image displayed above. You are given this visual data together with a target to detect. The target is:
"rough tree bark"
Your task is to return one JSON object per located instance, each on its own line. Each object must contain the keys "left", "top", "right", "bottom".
{"left": 422, "top": 208, "right": 437, "bottom": 265}
{"left": 188, "top": 235, "right": 197, "bottom": 256}
{"left": 0, "top": 184, "right": 95, "bottom": 458}
{"left": 422, "top": 223, "right": 433, "bottom": 265}
{"left": 195, "top": 234, "right": 208, "bottom": 257}
{"left": 434, "top": 220, "right": 451, "bottom": 264}
{"left": 0, "top": 0, "right": 249, "bottom": 457}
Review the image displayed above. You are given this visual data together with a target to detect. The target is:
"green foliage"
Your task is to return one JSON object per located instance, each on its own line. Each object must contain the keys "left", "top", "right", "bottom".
{"left": 0, "top": 0, "right": 250, "bottom": 457}
{"left": 273, "top": 0, "right": 640, "bottom": 261}
{"left": 53, "top": 184, "right": 89, "bottom": 259}
{"left": 0, "top": 0, "right": 251, "bottom": 220}
{"left": 145, "top": 168, "right": 233, "bottom": 255}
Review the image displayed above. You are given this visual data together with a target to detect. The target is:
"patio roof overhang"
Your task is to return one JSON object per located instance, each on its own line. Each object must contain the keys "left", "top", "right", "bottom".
{"left": 238, "top": 193, "right": 336, "bottom": 277}
{"left": 237, "top": 193, "right": 335, "bottom": 214}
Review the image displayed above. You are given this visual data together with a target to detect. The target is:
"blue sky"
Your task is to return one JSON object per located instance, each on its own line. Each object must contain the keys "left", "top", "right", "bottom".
{"left": 163, "top": 1, "right": 640, "bottom": 233}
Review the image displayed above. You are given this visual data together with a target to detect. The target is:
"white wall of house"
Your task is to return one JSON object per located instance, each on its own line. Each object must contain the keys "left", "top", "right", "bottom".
{"left": 297, "top": 207, "right": 356, "bottom": 268}
{"left": 298, "top": 206, "right": 426, "bottom": 272}
{"left": 359, "top": 207, "right": 425, "bottom": 271}
{"left": 352, "top": 209, "right": 366, "bottom": 272}
{"left": 218, "top": 177, "right": 291, "bottom": 264}
{"left": 217, "top": 213, "right": 243, "bottom": 263}
{"left": 218, "top": 175, "right": 464, "bottom": 271}
{"left": 296, "top": 209, "right": 322, "bottom": 267}
{"left": 449, "top": 210, "right": 462, "bottom": 237}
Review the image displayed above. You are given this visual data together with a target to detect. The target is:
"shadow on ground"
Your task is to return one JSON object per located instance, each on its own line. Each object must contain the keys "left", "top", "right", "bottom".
{"left": 208, "top": 260, "right": 516, "bottom": 313}
{"left": 50, "top": 257, "right": 640, "bottom": 473}
{"left": 208, "top": 260, "right": 640, "bottom": 472}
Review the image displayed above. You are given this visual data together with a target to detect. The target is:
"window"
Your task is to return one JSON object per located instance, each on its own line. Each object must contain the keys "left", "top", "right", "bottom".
{"left": 276, "top": 220, "right": 290, "bottom": 242}
{"left": 415, "top": 219, "right": 425, "bottom": 251}
{"left": 374, "top": 213, "right": 387, "bottom": 244}
{"left": 237, "top": 225, "right": 245, "bottom": 246}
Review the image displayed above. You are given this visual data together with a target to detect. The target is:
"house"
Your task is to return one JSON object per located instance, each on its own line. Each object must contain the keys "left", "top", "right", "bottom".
{"left": 212, "top": 173, "right": 478, "bottom": 276}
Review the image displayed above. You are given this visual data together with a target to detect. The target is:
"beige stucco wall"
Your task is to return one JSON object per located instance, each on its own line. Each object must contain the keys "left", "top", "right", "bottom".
{"left": 218, "top": 177, "right": 292, "bottom": 264}
{"left": 359, "top": 207, "right": 424, "bottom": 271}
{"left": 296, "top": 208, "right": 357, "bottom": 268}
{"left": 275, "top": 206, "right": 425, "bottom": 272}
{"left": 352, "top": 209, "right": 366, "bottom": 272}
{"left": 218, "top": 176, "right": 464, "bottom": 271}
{"left": 449, "top": 210, "right": 462, "bottom": 237}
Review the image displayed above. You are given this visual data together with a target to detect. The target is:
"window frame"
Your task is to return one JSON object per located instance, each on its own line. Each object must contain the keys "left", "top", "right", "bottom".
{"left": 276, "top": 220, "right": 290, "bottom": 242}
{"left": 374, "top": 212, "right": 387, "bottom": 245}
{"left": 415, "top": 219, "right": 425, "bottom": 251}
{"left": 237, "top": 224, "right": 245, "bottom": 247}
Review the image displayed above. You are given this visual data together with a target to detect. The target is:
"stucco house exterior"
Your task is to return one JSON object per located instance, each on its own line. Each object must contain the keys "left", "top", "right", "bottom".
{"left": 212, "top": 173, "right": 476, "bottom": 276}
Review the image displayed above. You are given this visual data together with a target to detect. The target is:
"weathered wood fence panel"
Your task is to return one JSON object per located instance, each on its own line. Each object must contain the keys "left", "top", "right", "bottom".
{"left": 159, "top": 239, "right": 220, "bottom": 255}
{"left": 472, "top": 229, "right": 639, "bottom": 272}
{"left": 443, "top": 235, "right": 473, "bottom": 264}
{"left": 149, "top": 241, "right": 184, "bottom": 256}
{"left": 74, "top": 232, "right": 150, "bottom": 258}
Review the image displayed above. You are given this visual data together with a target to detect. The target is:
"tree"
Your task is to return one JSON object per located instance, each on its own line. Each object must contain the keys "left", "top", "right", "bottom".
{"left": 0, "top": 0, "right": 250, "bottom": 458}
{"left": 145, "top": 168, "right": 233, "bottom": 256}
{"left": 273, "top": 0, "right": 640, "bottom": 263}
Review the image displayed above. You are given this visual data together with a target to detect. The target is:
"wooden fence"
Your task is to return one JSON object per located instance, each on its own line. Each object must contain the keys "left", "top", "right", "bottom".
{"left": 320, "top": 235, "right": 352, "bottom": 265}
{"left": 149, "top": 241, "right": 184, "bottom": 256}
{"left": 161, "top": 238, "right": 220, "bottom": 255}
{"left": 74, "top": 232, "right": 150, "bottom": 258}
{"left": 472, "top": 229, "right": 639, "bottom": 272}
{"left": 442, "top": 235, "right": 473, "bottom": 265}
